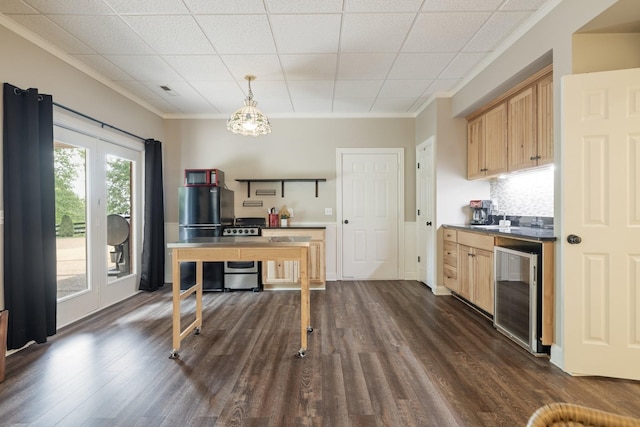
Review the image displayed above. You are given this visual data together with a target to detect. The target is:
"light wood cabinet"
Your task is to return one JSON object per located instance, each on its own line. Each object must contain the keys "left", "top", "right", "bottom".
{"left": 260, "top": 228, "right": 325, "bottom": 290}
{"left": 536, "top": 74, "right": 554, "bottom": 167}
{"left": 467, "top": 103, "right": 508, "bottom": 179}
{"left": 507, "top": 85, "right": 536, "bottom": 171}
{"left": 443, "top": 229, "right": 495, "bottom": 315}
{"left": 443, "top": 229, "right": 458, "bottom": 291}
{"left": 468, "top": 65, "right": 553, "bottom": 178}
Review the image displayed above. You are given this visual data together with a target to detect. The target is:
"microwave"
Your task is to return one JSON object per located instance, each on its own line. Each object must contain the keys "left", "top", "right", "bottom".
{"left": 184, "top": 169, "right": 225, "bottom": 186}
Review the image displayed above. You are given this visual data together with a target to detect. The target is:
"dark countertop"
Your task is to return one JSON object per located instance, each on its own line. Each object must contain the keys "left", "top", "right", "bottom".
{"left": 444, "top": 224, "right": 556, "bottom": 241}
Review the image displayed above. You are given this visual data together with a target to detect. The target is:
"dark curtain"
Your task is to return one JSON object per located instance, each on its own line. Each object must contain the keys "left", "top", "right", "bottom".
{"left": 3, "top": 83, "right": 56, "bottom": 350}
{"left": 139, "top": 139, "right": 165, "bottom": 291}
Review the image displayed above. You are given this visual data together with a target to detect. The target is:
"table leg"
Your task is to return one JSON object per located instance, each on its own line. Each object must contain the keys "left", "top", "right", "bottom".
{"left": 298, "top": 246, "right": 311, "bottom": 357}
{"left": 171, "top": 252, "right": 181, "bottom": 359}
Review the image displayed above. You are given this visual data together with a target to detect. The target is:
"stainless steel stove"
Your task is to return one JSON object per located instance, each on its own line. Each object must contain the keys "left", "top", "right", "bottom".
{"left": 222, "top": 217, "right": 266, "bottom": 291}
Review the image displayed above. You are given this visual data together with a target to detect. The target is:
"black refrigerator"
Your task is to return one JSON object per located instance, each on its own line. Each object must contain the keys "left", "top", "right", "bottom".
{"left": 178, "top": 186, "right": 234, "bottom": 291}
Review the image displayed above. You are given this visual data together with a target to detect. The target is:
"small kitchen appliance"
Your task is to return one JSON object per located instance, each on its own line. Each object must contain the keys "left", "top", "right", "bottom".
{"left": 470, "top": 199, "right": 492, "bottom": 225}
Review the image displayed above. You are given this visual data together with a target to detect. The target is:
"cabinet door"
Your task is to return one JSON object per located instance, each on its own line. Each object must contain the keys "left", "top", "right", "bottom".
{"left": 483, "top": 103, "right": 508, "bottom": 177}
{"left": 264, "top": 260, "right": 296, "bottom": 284}
{"left": 508, "top": 86, "right": 536, "bottom": 172}
{"left": 472, "top": 248, "right": 494, "bottom": 315}
{"left": 467, "top": 117, "right": 485, "bottom": 179}
{"left": 536, "top": 74, "right": 554, "bottom": 166}
{"left": 457, "top": 245, "right": 473, "bottom": 300}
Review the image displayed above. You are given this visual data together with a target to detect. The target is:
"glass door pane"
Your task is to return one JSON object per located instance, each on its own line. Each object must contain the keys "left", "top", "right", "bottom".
{"left": 54, "top": 142, "right": 88, "bottom": 300}
{"left": 106, "top": 155, "right": 133, "bottom": 282}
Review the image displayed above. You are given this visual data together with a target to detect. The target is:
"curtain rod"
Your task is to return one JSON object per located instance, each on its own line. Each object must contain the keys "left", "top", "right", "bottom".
{"left": 53, "top": 102, "right": 147, "bottom": 142}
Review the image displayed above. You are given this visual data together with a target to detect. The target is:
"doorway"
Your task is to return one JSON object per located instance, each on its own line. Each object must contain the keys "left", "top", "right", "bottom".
{"left": 54, "top": 123, "right": 142, "bottom": 327}
{"left": 336, "top": 148, "right": 404, "bottom": 280}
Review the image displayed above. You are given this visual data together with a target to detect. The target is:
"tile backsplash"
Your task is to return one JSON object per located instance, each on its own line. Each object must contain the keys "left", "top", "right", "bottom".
{"left": 489, "top": 167, "right": 554, "bottom": 217}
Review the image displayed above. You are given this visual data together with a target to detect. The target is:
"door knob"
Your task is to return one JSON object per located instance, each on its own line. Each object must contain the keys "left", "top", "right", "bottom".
{"left": 344, "top": 219, "right": 349, "bottom": 224}
{"left": 426, "top": 221, "right": 432, "bottom": 226}
{"left": 567, "top": 234, "right": 582, "bottom": 244}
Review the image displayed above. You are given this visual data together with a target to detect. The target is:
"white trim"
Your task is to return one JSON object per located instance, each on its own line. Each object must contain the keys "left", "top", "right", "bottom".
{"left": 335, "top": 148, "right": 405, "bottom": 280}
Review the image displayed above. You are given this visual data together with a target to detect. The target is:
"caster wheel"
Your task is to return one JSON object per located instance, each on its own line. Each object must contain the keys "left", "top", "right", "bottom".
{"left": 307, "top": 327, "right": 314, "bottom": 333}
{"left": 296, "top": 350, "right": 306, "bottom": 358}
{"left": 194, "top": 327, "right": 201, "bottom": 335}
{"left": 169, "top": 350, "right": 179, "bottom": 359}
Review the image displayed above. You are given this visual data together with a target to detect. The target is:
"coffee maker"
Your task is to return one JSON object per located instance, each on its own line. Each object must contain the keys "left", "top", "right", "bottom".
{"left": 470, "top": 200, "right": 492, "bottom": 225}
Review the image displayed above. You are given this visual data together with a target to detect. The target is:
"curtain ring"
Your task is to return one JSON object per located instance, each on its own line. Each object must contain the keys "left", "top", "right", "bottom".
{"left": 38, "top": 95, "right": 44, "bottom": 101}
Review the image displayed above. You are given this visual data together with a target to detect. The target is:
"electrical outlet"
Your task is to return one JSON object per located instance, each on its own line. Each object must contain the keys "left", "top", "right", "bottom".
{"left": 324, "top": 208, "right": 332, "bottom": 216}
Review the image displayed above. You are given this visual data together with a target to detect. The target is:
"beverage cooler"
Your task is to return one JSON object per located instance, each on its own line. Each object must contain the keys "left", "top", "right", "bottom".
{"left": 493, "top": 246, "right": 548, "bottom": 355}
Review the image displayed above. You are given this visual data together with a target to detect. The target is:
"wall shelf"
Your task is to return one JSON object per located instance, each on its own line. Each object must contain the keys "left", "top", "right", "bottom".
{"left": 235, "top": 178, "right": 326, "bottom": 198}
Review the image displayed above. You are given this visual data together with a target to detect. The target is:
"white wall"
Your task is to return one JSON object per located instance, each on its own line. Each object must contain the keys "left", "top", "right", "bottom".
{"left": 0, "top": 22, "right": 165, "bottom": 311}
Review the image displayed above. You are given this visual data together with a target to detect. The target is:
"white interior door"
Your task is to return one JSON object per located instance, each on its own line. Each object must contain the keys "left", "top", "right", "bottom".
{"left": 416, "top": 138, "right": 435, "bottom": 289}
{"left": 339, "top": 150, "right": 402, "bottom": 279}
{"left": 54, "top": 124, "right": 142, "bottom": 328}
{"left": 562, "top": 68, "right": 640, "bottom": 380}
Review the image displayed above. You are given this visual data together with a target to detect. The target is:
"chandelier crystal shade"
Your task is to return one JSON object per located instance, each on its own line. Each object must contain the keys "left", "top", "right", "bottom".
{"left": 226, "top": 75, "right": 271, "bottom": 136}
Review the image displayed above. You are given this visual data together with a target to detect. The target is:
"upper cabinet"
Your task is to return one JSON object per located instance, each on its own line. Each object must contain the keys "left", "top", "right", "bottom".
{"left": 467, "top": 103, "right": 508, "bottom": 179}
{"left": 467, "top": 65, "right": 553, "bottom": 179}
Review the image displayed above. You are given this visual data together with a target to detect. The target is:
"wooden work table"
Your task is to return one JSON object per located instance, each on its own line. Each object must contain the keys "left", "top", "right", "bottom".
{"left": 167, "top": 236, "right": 312, "bottom": 358}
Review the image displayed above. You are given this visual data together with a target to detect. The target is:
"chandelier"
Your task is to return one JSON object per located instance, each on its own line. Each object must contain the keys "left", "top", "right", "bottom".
{"left": 226, "top": 75, "right": 272, "bottom": 136}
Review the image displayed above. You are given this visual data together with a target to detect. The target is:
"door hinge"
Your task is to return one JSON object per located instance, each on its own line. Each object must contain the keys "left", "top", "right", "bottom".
{"left": 417, "top": 209, "right": 420, "bottom": 216}
{"left": 417, "top": 256, "right": 421, "bottom": 262}
{"left": 417, "top": 162, "right": 420, "bottom": 169}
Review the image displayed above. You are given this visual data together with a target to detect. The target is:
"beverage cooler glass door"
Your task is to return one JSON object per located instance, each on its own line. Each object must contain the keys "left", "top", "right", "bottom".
{"left": 493, "top": 247, "right": 538, "bottom": 352}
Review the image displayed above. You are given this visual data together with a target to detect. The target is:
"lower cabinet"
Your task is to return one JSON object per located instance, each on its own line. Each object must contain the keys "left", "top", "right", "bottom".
{"left": 443, "top": 228, "right": 495, "bottom": 316}
{"left": 260, "top": 228, "right": 325, "bottom": 290}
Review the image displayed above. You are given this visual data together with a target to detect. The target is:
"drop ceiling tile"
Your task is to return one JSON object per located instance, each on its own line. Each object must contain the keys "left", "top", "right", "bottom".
{"left": 279, "top": 54, "right": 338, "bottom": 80}
{"left": 8, "top": 14, "right": 95, "bottom": 54}
{"left": 116, "top": 80, "right": 179, "bottom": 110}
{"left": 47, "top": 15, "right": 154, "bottom": 55}
{"left": 140, "top": 81, "right": 220, "bottom": 113}
{"left": 73, "top": 54, "right": 133, "bottom": 80}
{"left": 183, "top": 0, "right": 266, "bottom": 14}
{"left": 388, "top": 53, "right": 456, "bottom": 79}
{"left": 464, "top": 11, "right": 530, "bottom": 52}
{"left": 0, "top": 0, "right": 38, "bottom": 14}
{"left": 163, "top": 55, "right": 234, "bottom": 81}
{"left": 337, "top": 54, "right": 396, "bottom": 79}
{"left": 291, "top": 97, "right": 334, "bottom": 113}
{"left": 370, "top": 97, "right": 416, "bottom": 112}
{"left": 105, "top": 55, "right": 183, "bottom": 81}
{"left": 102, "top": 0, "right": 190, "bottom": 14}
{"left": 345, "top": 0, "right": 423, "bottom": 13}
{"left": 123, "top": 15, "right": 214, "bottom": 54}
{"left": 23, "top": 0, "right": 114, "bottom": 14}
{"left": 341, "top": 13, "right": 415, "bottom": 53}
{"left": 220, "top": 55, "right": 284, "bottom": 81}
{"left": 191, "top": 81, "right": 247, "bottom": 111}
{"left": 332, "top": 98, "right": 375, "bottom": 113}
{"left": 378, "top": 80, "right": 432, "bottom": 98}
{"left": 439, "top": 52, "right": 486, "bottom": 79}
{"left": 334, "top": 80, "right": 384, "bottom": 98}
{"left": 265, "top": 0, "right": 343, "bottom": 13}
{"left": 424, "top": 78, "right": 462, "bottom": 96}
{"left": 196, "top": 15, "right": 276, "bottom": 54}
{"left": 287, "top": 80, "right": 334, "bottom": 99}
{"left": 403, "top": 12, "right": 491, "bottom": 52}
{"left": 501, "top": 0, "right": 550, "bottom": 11}
{"left": 270, "top": 14, "right": 341, "bottom": 54}
{"left": 422, "top": 0, "right": 503, "bottom": 12}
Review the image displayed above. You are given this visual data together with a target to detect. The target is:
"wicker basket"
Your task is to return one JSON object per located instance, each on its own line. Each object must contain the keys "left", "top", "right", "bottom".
{"left": 527, "top": 403, "right": 640, "bottom": 427}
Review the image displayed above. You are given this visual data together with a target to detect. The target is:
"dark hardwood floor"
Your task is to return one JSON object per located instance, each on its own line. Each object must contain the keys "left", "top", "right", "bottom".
{"left": 1, "top": 280, "right": 639, "bottom": 426}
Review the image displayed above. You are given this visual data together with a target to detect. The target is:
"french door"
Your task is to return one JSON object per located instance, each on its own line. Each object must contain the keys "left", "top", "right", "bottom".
{"left": 54, "top": 124, "right": 142, "bottom": 327}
